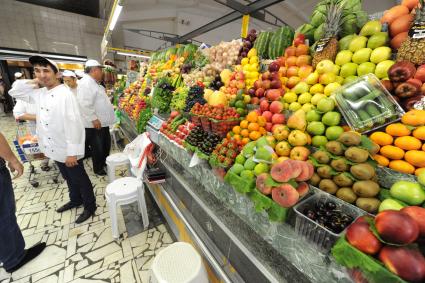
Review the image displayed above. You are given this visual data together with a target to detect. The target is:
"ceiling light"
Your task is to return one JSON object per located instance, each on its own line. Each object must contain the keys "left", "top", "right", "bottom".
{"left": 117, "top": 52, "right": 150, "bottom": 59}
{"left": 109, "top": 4, "right": 123, "bottom": 31}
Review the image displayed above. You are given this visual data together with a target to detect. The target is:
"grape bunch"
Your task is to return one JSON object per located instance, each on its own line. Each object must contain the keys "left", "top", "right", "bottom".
{"left": 170, "top": 87, "right": 189, "bottom": 111}
{"left": 184, "top": 85, "right": 206, "bottom": 112}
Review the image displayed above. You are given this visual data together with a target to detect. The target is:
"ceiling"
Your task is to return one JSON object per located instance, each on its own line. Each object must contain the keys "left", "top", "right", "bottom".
{"left": 16, "top": 0, "right": 101, "bottom": 17}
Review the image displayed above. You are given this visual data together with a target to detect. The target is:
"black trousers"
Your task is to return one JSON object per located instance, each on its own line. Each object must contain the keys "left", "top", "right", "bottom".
{"left": 55, "top": 159, "right": 96, "bottom": 212}
{"left": 85, "top": 127, "right": 111, "bottom": 173}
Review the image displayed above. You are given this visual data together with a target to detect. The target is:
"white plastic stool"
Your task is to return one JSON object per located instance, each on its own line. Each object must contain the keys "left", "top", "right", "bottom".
{"left": 105, "top": 177, "right": 149, "bottom": 239}
{"left": 106, "top": 152, "right": 131, "bottom": 183}
{"left": 151, "top": 242, "right": 209, "bottom": 283}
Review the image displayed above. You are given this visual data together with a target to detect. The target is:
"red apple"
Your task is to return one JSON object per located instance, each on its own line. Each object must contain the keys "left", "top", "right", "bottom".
{"left": 287, "top": 66, "right": 300, "bottom": 77}
{"left": 269, "top": 72, "right": 280, "bottom": 82}
{"left": 415, "top": 64, "right": 425, "bottom": 83}
{"left": 401, "top": 206, "right": 425, "bottom": 238}
{"left": 266, "top": 89, "right": 282, "bottom": 101}
{"left": 346, "top": 222, "right": 382, "bottom": 255}
{"left": 269, "top": 62, "right": 280, "bottom": 73}
{"left": 270, "top": 101, "right": 283, "bottom": 114}
{"left": 250, "top": 97, "right": 260, "bottom": 105}
{"left": 379, "top": 246, "right": 425, "bottom": 282}
{"left": 262, "top": 71, "right": 271, "bottom": 81}
{"left": 375, "top": 210, "right": 419, "bottom": 245}
{"left": 286, "top": 56, "right": 298, "bottom": 67}
{"left": 265, "top": 122, "right": 273, "bottom": 131}
{"left": 255, "top": 88, "right": 265, "bottom": 97}
{"left": 270, "top": 79, "right": 282, "bottom": 89}
{"left": 272, "top": 113, "right": 285, "bottom": 124}
{"left": 254, "top": 79, "right": 262, "bottom": 90}
{"left": 260, "top": 100, "right": 270, "bottom": 112}
{"left": 286, "top": 76, "right": 301, "bottom": 88}
{"left": 262, "top": 111, "right": 273, "bottom": 122}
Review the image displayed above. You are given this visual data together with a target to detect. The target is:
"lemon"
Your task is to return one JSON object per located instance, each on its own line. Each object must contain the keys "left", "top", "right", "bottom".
{"left": 249, "top": 56, "right": 259, "bottom": 64}
{"left": 309, "top": 83, "right": 324, "bottom": 94}
{"left": 247, "top": 48, "right": 257, "bottom": 58}
{"left": 324, "top": 82, "right": 342, "bottom": 96}
{"left": 241, "top": 58, "right": 249, "bottom": 65}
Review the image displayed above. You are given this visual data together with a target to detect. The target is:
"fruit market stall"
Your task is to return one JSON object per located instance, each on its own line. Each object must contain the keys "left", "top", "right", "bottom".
{"left": 115, "top": 0, "right": 425, "bottom": 281}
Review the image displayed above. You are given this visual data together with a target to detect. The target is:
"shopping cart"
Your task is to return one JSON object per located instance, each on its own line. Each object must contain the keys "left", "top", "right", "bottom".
{"left": 13, "top": 121, "right": 59, "bottom": 187}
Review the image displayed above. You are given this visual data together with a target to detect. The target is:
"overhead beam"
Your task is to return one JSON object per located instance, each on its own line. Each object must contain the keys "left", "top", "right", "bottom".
{"left": 175, "top": 0, "right": 284, "bottom": 43}
{"left": 214, "top": 0, "right": 266, "bottom": 21}
{"left": 125, "top": 28, "right": 202, "bottom": 45}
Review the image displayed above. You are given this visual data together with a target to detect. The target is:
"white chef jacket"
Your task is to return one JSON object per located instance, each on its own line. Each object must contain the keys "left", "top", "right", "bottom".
{"left": 13, "top": 100, "right": 37, "bottom": 119}
{"left": 67, "top": 86, "right": 78, "bottom": 96}
{"left": 77, "top": 75, "right": 116, "bottom": 128}
{"left": 9, "top": 80, "right": 85, "bottom": 163}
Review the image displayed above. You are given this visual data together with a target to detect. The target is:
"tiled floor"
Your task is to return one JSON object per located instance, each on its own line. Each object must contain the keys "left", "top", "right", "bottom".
{"left": 0, "top": 115, "right": 174, "bottom": 283}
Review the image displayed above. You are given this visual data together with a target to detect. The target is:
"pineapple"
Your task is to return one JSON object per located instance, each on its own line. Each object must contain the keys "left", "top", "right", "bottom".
{"left": 312, "top": 1, "right": 344, "bottom": 67}
{"left": 397, "top": 0, "right": 425, "bottom": 65}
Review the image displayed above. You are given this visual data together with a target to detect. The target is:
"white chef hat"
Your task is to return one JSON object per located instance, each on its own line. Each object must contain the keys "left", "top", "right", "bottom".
{"left": 14, "top": 72, "right": 23, "bottom": 78}
{"left": 75, "top": 70, "right": 85, "bottom": 78}
{"left": 62, "top": 70, "right": 76, "bottom": 78}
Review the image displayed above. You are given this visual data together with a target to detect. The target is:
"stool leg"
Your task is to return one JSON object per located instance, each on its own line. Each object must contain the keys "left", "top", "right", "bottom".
{"left": 108, "top": 198, "right": 120, "bottom": 239}
{"left": 138, "top": 185, "right": 149, "bottom": 230}
{"left": 112, "top": 131, "right": 118, "bottom": 150}
{"left": 107, "top": 163, "right": 115, "bottom": 183}
{"left": 127, "top": 162, "right": 132, "bottom": 177}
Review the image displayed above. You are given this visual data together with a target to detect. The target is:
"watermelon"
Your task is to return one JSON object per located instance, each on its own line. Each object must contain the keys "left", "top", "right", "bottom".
{"left": 254, "top": 31, "right": 273, "bottom": 59}
{"left": 268, "top": 26, "right": 294, "bottom": 59}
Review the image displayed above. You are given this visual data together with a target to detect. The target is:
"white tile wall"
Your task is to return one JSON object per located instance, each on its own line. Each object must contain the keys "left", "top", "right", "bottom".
{"left": 0, "top": 0, "right": 106, "bottom": 60}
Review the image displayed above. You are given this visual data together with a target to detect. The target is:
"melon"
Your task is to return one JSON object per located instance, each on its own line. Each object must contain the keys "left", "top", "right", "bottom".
{"left": 208, "top": 91, "right": 228, "bottom": 106}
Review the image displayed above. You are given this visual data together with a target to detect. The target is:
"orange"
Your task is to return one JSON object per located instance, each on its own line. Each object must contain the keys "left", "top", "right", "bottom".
{"left": 257, "top": 116, "right": 266, "bottom": 127}
{"left": 415, "top": 168, "right": 425, "bottom": 176}
{"left": 405, "top": 150, "right": 425, "bottom": 167}
{"left": 380, "top": 145, "right": 405, "bottom": 160}
{"left": 369, "top": 132, "right": 394, "bottom": 146}
{"left": 226, "top": 132, "right": 232, "bottom": 139}
{"left": 401, "top": 109, "right": 425, "bottom": 126}
{"left": 389, "top": 160, "right": 415, "bottom": 174}
{"left": 385, "top": 123, "right": 411, "bottom": 137}
{"left": 394, "top": 136, "right": 422, "bottom": 150}
{"left": 233, "top": 134, "right": 241, "bottom": 141}
{"left": 246, "top": 111, "right": 258, "bottom": 123}
{"left": 241, "top": 129, "right": 250, "bottom": 137}
{"left": 413, "top": 126, "right": 425, "bottom": 140}
{"left": 259, "top": 127, "right": 266, "bottom": 135}
{"left": 249, "top": 131, "right": 261, "bottom": 141}
{"left": 232, "top": 125, "right": 241, "bottom": 134}
{"left": 241, "top": 137, "right": 250, "bottom": 145}
{"left": 248, "top": 122, "right": 260, "bottom": 132}
{"left": 373, "top": 154, "right": 390, "bottom": 167}
{"left": 423, "top": 143, "right": 425, "bottom": 151}
{"left": 240, "top": 120, "right": 249, "bottom": 129}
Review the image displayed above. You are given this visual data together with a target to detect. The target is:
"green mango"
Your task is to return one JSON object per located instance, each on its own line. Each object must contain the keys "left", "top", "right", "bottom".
{"left": 390, "top": 181, "right": 425, "bottom": 206}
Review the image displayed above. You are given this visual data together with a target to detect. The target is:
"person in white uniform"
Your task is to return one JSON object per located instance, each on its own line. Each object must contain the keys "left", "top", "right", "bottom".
{"left": 77, "top": 59, "right": 116, "bottom": 175}
{"left": 9, "top": 56, "right": 96, "bottom": 224}
{"left": 62, "top": 70, "right": 78, "bottom": 96}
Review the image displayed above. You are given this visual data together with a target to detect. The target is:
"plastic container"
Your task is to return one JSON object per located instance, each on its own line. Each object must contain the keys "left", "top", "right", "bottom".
{"left": 293, "top": 192, "right": 364, "bottom": 252}
{"left": 333, "top": 74, "right": 404, "bottom": 133}
{"left": 210, "top": 119, "right": 240, "bottom": 138}
{"left": 190, "top": 114, "right": 202, "bottom": 126}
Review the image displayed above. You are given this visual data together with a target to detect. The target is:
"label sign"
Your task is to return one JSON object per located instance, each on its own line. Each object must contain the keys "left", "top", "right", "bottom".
{"left": 409, "top": 22, "right": 425, "bottom": 39}
{"left": 315, "top": 37, "right": 331, "bottom": 52}
{"left": 241, "top": 15, "right": 250, "bottom": 38}
{"left": 22, "top": 143, "right": 41, "bottom": 155}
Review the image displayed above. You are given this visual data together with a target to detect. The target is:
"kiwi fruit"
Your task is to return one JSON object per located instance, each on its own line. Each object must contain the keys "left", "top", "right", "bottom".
{"left": 319, "top": 179, "right": 338, "bottom": 194}
{"left": 331, "top": 158, "right": 350, "bottom": 172}
{"left": 350, "top": 163, "right": 376, "bottom": 180}
{"left": 309, "top": 173, "right": 321, "bottom": 186}
{"left": 368, "top": 142, "right": 380, "bottom": 155}
{"left": 326, "top": 141, "right": 344, "bottom": 155}
{"left": 313, "top": 150, "right": 330, "bottom": 164}
{"left": 356, "top": 197, "right": 381, "bottom": 213}
{"left": 317, "top": 165, "right": 333, "bottom": 179}
{"left": 333, "top": 173, "right": 353, "bottom": 187}
{"left": 352, "top": 180, "right": 380, "bottom": 197}
{"left": 336, "top": 188, "right": 357, "bottom": 204}
{"left": 338, "top": 132, "right": 361, "bottom": 146}
{"left": 345, "top": 147, "right": 369, "bottom": 163}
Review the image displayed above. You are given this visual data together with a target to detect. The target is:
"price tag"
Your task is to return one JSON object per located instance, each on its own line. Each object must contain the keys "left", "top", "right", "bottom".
{"left": 22, "top": 143, "right": 41, "bottom": 154}
{"left": 315, "top": 37, "right": 331, "bottom": 53}
{"left": 409, "top": 22, "right": 425, "bottom": 39}
{"left": 241, "top": 15, "right": 250, "bottom": 38}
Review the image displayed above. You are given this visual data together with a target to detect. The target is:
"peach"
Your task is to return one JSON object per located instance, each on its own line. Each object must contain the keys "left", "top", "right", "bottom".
{"left": 295, "top": 160, "right": 314, "bottom": 181}
{"left": 286, "top": 76, "right": 301, "bottom": 88}
{"left": 260, "top": 100, "right": 269, "bottom": 112}
{"left": 286, "top": 56, "right": 298, "bottom": 67}
{"left": 298, "top": 65, "right": 313, "bottom": 78}
{"left": 270, "top": 101, "right": 283, "bottom": 114}
{"left": 285, "top": 46, "right": 297, "bottom": 57}
{"left": 256, "top": 173, "right": 273, "bottom": 195}
{"left": 272, "top": 113, "right": 285, "bottom": 124}
{"left": 375, "top": 210, "right": 419, "bottom": 245}
{"left": 296, "top": 55, "right": 312, "bottom": 67}
{"left": 346, "top": 222, "right": 382, "bottom": 255}
{"left": 272, "top": 184, "right": 299, "bottom": 208}
{"left": 270, "top": 160, "right": 294, "bottom": 182}
{"left": 267, "top": 89, "right": 282, "bottom": 101}
{"left": 262, "top": 79, "right": 271, "bottom": 90}
{"left": 262, "top": 111, "right": 273, "bottom": 122}
{"left": 296, "top": 182, "right": 309, "bottom": 197}
{"left": 287, "top": 66, "right": 300, "bottom": 77}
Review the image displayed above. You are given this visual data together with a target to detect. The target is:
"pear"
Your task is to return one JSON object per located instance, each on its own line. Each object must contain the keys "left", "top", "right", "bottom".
{"left": 359, "top": 20, "right": 382, "bottom": 37}
{"left": 349, "top": 36, "right": 368, "bottom": 53}
{"left": 339, "top": 34, "right": 357, "bottom": 51}
{"left": 287, "top": 109, "right": 307, "bottom": 131}
{"left": 367, "top": 32, "right": 389, "bottom": 49}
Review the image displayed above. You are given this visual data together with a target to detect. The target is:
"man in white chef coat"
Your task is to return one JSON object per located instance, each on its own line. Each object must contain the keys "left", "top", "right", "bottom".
{"left": 9, "top": 56, "right": 97, "bottom": 224}
{"left": 62, "top": 70, "right": 78, "bottom": 96}
{"left": 77, "top": 59, "right": 115, "bottom": 176}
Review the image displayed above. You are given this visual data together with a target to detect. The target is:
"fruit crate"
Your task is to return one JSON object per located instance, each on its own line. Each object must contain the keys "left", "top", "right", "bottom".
{"left": 293, "top": 192, "right": 364, "bottom": 252}
{"left": 200, "top": 116, "right": 212, "bottom": 132}
{"left": 333, "top": 74, "right": 404, "bottom": 134}
{"left": 190, "top": 113, "right": 202, "bottom": 126}
{"left": 210, "top": 118, "right": 240, "bottom": 138}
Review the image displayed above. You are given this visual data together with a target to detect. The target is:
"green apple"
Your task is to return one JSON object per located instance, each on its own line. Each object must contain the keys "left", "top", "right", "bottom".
{"left": 316, "top": 60, "right": 335, "bottom": 74}
{"left": 324, "top": 82, "right": 341, "bottom": 96}
{"left": 349, "top": 36, "right": 368, "bottom": 52}
{"left": 292, "top": 81, "right": 310, "bottom": 94}
{"left": 319, "top": 73, "right": 337, "bottom": 85}
{"left": 235, "top": 154, "right": 246, "bottom": 165}
{"left": 244, "top": 157, "right": 257, "bottom": 170}
{"left": 240, "top": 170, "right": 255, "bottom": 180}
{"left": 418, "top": 171, "right": 425, "bottom": 186}
{"left": 375, "top": 60, "right": 395, "bottom": 79}
{"left": 230, "top": 163, "right": 244, "bottom": 175}
{"left": 312, "top": 135, "right": 328, "bottom": 147}
{"left": 336, "top": 76, "right": 344, "bottom": 84}
{"left": 283, "top": 92, "right": 298, "bottom": 103}
{"left": 335, "top": 50, "right": 353, "bottom": 66}
{"left": 326, "top": 126, "right": 344, "bottom": 140}
{"left": 301, "top": 103, "right": 315, "bottom": 112}
{"left": 332, "top": 65, "right": 340, "bottom": 75}
{"left": 309, "top": 83, "right": 324, "bottom": 94}
{"left": 289, "top": 102, "right": 302, "bottom": 111}
{"left": 311, "top": 93, "right": 326, "bottom": 105}
{"left": 307, "top": 121, "right": 325, "bottom": 135}
{"left": 367, "top": 32, "right": 389, "bottom": 49}
{"left": 343, "top": 76, "right": 358, "bottom": 84}
{"left": 305, "top": 72, "right": 319, "bottom": 84}
{"left": 317, "top": 97, "right": 335, "bottom": 112}
{"left": 322, "top": 111, "right": 341, "bottom": 126}
{"left": 390, "top": 180, "right": 425, "bottom": 205}
{"left": 306, "top": 109, "right": 322, "bottom": 122}
{"left": 254, "top": 163, "right": 270, "bottom": 176}
{"left": 352, "top": 48, "right": 373, "bottom": 64}
{"left": 379, "top": 198, "right": 405, "bottom": 212}
{"left": 357, "top": 62, "right": 376, "bottom": 76}
{"left": 359, "top": 20, "right": 382, "bottom": 36}
{"left": 340, "top": 63, "right": 358, "bottom": 78}
{"left": 298, "top": 92, "right": 312, "bottom": 104}
{"left": 370, "top": 46, "right": 392, "bottom": 64}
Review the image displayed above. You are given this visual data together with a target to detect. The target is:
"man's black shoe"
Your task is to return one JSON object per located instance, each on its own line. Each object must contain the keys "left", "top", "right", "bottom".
{"left": 75, "top": 209, "right": 96, "bottom": 224}
{"left": 6, "top": 242, "right": 46, "bottom": 273}
{"left": 94, "top": 169, "right": 107, "bottom": 176}
{"left": 56, "top": 202, "right": 81, "bottom": 213}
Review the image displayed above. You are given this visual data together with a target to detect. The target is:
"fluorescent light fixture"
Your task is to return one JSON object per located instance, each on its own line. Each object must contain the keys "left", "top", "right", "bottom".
{"left": 117, "top": 51, "right": 150, "bottom": 59}
{"left": 0, "top": 49, "right": 87, "bottom": 62}
{"left": 109, "top": 4, "right": 123, "bottom": 31}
